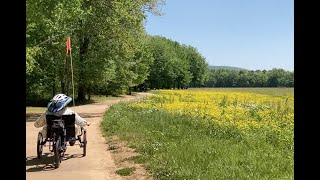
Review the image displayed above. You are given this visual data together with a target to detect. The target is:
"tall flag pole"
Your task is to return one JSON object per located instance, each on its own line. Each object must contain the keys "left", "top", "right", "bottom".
{"left": 66, "top": 36, "right": 75, "bottom": 106}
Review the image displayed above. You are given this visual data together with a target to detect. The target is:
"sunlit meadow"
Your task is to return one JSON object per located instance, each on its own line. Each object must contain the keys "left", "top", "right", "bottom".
{"left": 103, "top": 88, "right": 294, "bottom": 179}
{"left": 133, "top": 90, "right": 293, "bottom": 140}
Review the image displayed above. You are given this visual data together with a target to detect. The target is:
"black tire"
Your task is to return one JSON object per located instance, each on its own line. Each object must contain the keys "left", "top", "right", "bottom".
{"left": 37, "top": 133, "right": 43, "bottom": 159}
{"left": 54, "top": 137, "right": 61, "bottom": 168}
{"left": 83, "top": 130, "right": 87, "bottom": 157}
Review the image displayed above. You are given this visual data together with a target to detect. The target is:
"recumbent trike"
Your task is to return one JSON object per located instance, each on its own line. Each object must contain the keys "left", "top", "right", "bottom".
{"left": 36, "top": 114, "right": 87, "bottom": 168}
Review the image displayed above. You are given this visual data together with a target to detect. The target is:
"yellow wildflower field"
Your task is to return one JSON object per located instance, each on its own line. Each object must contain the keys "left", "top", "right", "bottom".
{"left": 131, "top": 89, "right": 293, "bottom": 133}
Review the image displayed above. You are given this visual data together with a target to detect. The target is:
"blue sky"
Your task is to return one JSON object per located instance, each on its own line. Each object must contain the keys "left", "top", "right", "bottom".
{"left": 144, "top": 0, "right": 294, "bottom": 71}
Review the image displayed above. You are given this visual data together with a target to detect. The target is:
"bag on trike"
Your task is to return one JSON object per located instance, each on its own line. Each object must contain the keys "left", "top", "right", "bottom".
{"left": 51, "top": 120, "right": 65, "bottom": 134}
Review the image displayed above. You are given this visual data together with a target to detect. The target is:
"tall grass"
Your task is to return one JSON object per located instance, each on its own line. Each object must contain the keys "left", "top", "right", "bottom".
{"left": 102, "top": 90, "right": 293, "bottom": 180}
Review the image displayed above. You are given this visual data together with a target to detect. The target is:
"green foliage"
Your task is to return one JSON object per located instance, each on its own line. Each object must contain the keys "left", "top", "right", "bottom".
{"left": 26, "top": 0, "right": 164, "bottom": 102}
{"left": 185, "top": 46, "right": 208, "bottom": 86}
{"left": 204, "top": 68, "right": 294, "bottom": 87}
{"left": 145, "top": 36, "right": 208, "bottom": 89}
{"left": 26, "top": 47, "right": 41, "bottom": 74}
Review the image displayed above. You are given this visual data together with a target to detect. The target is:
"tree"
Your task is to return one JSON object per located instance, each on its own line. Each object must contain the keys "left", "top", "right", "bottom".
{"left": 267, "top": 68, "right": 287, "bottom": 87}
{"left": 185, "top": 46, "right": 208, "bottom": 87}
{"left": 146, "top": 35, "right": 207, "bottom": 89}
{"left": 27, "top": 0, "right": 165, "bottom": 102}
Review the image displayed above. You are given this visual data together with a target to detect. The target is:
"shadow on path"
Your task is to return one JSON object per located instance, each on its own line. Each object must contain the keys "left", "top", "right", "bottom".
{"left": 26, "top": 153, "right": 84, "bottom": 172}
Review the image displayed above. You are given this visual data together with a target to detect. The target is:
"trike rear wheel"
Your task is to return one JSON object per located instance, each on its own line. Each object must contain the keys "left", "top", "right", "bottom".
{"left": 54, "top": 137, "right": 62, "bottom": 168}
{"left": 83, "top": 129, "right": 87, "bottom": 157}
{"left": 37, "top": 133, "right": 43, "bottom": 159}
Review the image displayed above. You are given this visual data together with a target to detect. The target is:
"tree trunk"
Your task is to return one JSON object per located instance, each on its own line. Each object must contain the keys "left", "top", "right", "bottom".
{"left": 61, "top": 80, "right": 65, "bottom": 94}
{"left": 61, "top": 57, "right": 70, "bottom": 95}
{"left": 88, "top": 83, "right": 91, "bottom": 100}
{"left": 77, "top": 36, "right": 90, "bottom": 102}
{"left": 128, "top": 87, "right": 132, "bottom": 95}
{"left": 52, "top": 78, "right": 56, "bottom": 97}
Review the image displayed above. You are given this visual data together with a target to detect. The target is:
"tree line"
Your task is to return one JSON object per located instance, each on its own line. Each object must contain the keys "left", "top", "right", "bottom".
{"left": 203, "top": 68, "right": 294, "bottom": 88}
{"left": 138, "top": 37, "right": 294, "bottom": 89}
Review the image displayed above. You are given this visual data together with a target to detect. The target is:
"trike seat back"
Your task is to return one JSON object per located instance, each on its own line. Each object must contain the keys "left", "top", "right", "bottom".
{"left": 46, "top": 114, "right": 76, "bottom": 139}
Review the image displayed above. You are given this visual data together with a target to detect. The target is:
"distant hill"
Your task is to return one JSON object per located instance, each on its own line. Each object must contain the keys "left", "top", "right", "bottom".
{"left": 208, "top": 65, "right": 248, "bottom": 71}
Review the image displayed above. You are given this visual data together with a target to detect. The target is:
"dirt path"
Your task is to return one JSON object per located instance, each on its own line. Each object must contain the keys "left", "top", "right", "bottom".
{"left": 26, "top": 93, "right": 151, "bottom": 180}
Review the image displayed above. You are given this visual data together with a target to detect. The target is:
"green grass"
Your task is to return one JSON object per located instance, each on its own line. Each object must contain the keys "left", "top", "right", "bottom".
{"left": 102, "top": 104, "right": 293, "bottom": 180}
{"left": 116, "top": 167, "right": 136, "bottom": 176}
